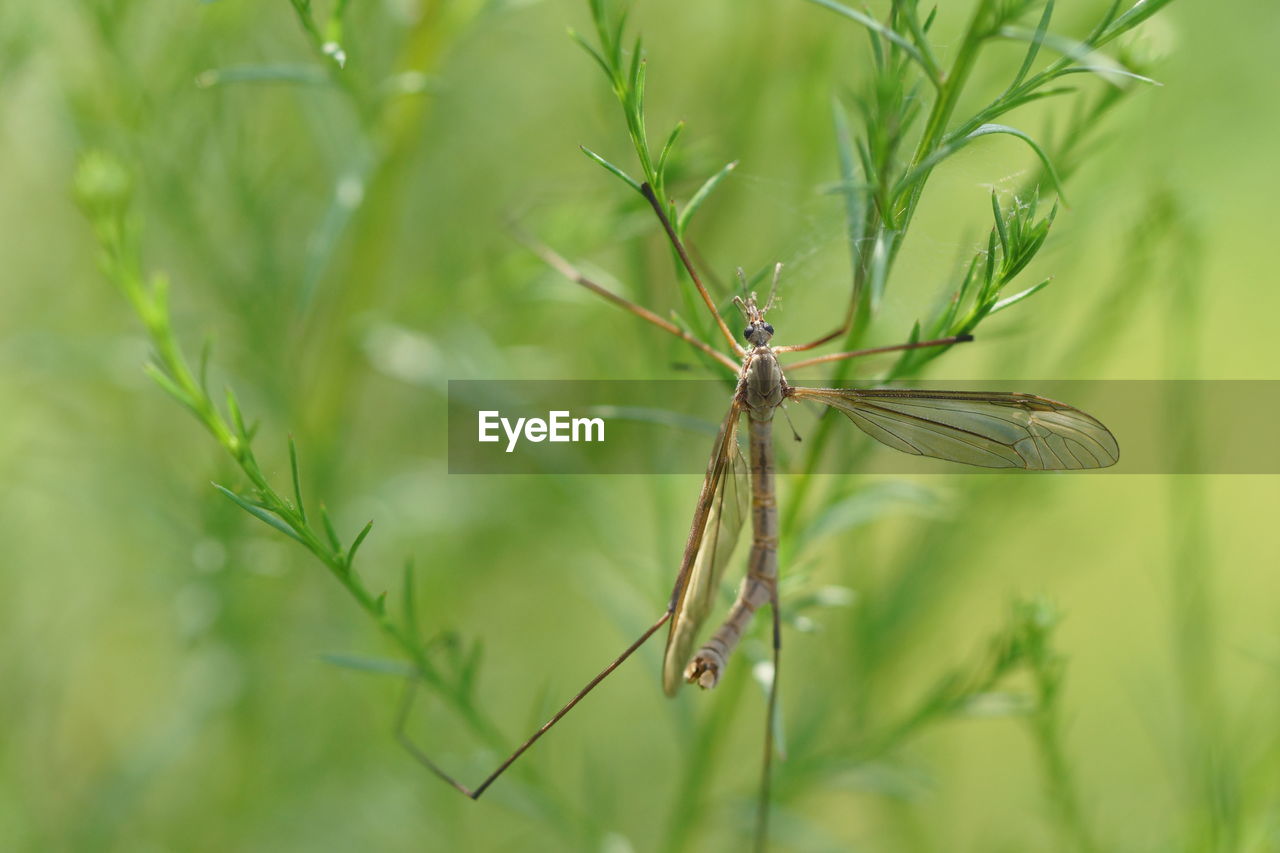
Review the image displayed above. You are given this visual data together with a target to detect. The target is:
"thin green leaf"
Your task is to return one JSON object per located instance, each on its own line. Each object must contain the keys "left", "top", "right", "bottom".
{"left": 868, "top": 227, "right": 894, "bottom": 313}
{"left": 142, "top": 363, "right": 194, "bottom": 410}
{"left": 609, "top": 8, "right": 628, "bottom": 72}
{"left": 288, "top": 435, "right": 306, "bottom": 524}
{"left": 982, "top": 229, "right": 998, "bottom": 303}
{"left": 999, "top": 25, "right": 1149, "bottom": 89}
{"left": 890, "top": 0, "right": 941, "bottom": 80}
{"left": 629, "top": 37, "right": 645, "bottom": 115}
{"left": 1099, "top": 0, "right": 1176, "bottom": 45}
{"left": 580, "top": 144, "right": 642, "bottom": 194}
{"left": 991, "top": 191, "right": 1009, "bottom": 261}
{"left": 567, "top": 28, "right": 615, "bottom": 83}
{"left": 319, "top": 503, "right": 343, "bottom": 554}
{"left": 954, "top": 254, "right": 982, "bottom": 314}
{"left": 214, "top": 482, "right": 307, "bottom": 545}
{"left": 1088, "top": 0, "right": 1124, "bottom": 43}
{"left": 898, "top": 123, "right": 1067, "bottom": 204}
{"left": 989, "top": 85, "right": 1079, "bottom": 116}
{"left": 967, "top": 124, "right": 1068, "bottom": 203}
{"left": 1009, "top": 0, "right": 1054, "bottom": 92}
{"left": 990, "top": 277, "right": 1051, "bottom": 314}
{"left": 675, "top": 160, "right": 738, "bottom": 234}
{"left": 866, "top": 17, "right": 885, "bottom": 70}
{"left": 1057, "top": 65, "right": 1160, "bottom": 86}
{"left": 225, "top": 388, "right": 248, "bottom": 439}
{"left": 587, "top": 0, "right": 608, "bottom": 48}
{"left": 805, "top": 0, "right": 940, "bottom": 87}
{"left": 348, "top": 520, "right": 373, "bottom": 565}
{"left": 656, "top": 121, "right": 684, "bottom": 185}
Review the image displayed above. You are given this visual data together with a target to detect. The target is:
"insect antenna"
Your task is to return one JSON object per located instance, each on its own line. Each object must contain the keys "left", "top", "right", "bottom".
{"left": 762, "top": 262, "right": 782, "bottom": 314}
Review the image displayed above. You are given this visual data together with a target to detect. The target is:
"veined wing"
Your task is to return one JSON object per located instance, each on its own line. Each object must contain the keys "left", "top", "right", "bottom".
{"left": 662, "top": 402, "right": 748, "bottom": 696}
{"left": 790, "top": 387, "right": 1119, "bottom": 470}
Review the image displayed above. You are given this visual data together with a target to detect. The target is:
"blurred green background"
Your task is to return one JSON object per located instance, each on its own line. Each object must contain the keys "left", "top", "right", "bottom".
{"left": 3, "top": 1, "right": 1279, "bottom": 851}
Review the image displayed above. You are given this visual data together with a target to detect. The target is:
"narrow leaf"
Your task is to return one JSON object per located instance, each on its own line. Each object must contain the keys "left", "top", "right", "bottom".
{"left": 629, "top": 37, "right": 645, "bottom": 117}
{"left": 999, "top": 25, "right": 1155, "bottom": 88}
{"left": 655, "top": 121, "right": 684, "bottom": 184}
{"left": 991, "top": 191, "right": 1009, "bottom": 261}
{"left": 1057, "top": 65, "right": 1161, "bottom": 86}
{"left": 319, "top": 503, "right": 343, "bottom": 553}
{"left": 1099, "top": 0, "right": 1177, "bottom": 45}
{"left": 990, "top": 278, "right": 1051, "bottom": 314}
{"left": 981, "top": 229, "right": 998, "bottom": 304}
{"left": 348, "top": 520, "right": 373, "bottom": 565}
{"left": 1009, "top": 0, "right": 1054, "bottom": 92}
{"left": 867, "top": 227, "right": 894, "bottom": 314}
{"left": 676, "top": 160, "right": 737, "bottom": 234}
{"left": 580, "top": 144, "right": 642, "bottom": 194}
{"left": 214, "top": 483, "right": 307, "bottom": 545}
{"left": 966, "top": 124, "right": 1069, "bottom": 204}
{"left": 567, "top": 29, "right": 615, "bottom": 82}
{"left": 225, "top": 388, "right": 248, "bottom": 438}
{"left": 143, "top": 363, "right": 194, "bottom": 410}
{"left": 288, "top": 435, "right": 306, "bottom": 524}
{"left": 805, "top": 0, "right": 939, "bottom": 86}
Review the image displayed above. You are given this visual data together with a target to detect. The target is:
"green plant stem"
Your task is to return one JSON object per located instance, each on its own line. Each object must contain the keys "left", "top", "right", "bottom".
{"left": 79, "top": 166, "right": 517, "bottom": 773}
{"left": 784, "top": 3, "right": 998, "bottom": 534}
{"left": 898, "top": 0, "right": 996, "bottom": 229}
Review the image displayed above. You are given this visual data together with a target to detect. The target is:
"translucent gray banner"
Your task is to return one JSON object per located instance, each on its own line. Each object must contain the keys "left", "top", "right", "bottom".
{"left": 447, "top": 380, "right": 1278, "bottom": 474}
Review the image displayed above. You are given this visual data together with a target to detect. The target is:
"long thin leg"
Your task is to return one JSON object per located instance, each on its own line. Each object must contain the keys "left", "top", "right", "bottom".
{"left": 754, "top": 586, "right": 782, "bottom": 853}
{"left": 771, "top": 275, "right": 861, "bottom": 353}
{"left": 520, "top": 232, "right": 739, "bottom": 373}
{"left": 396, "top": 609, "right": 673, "bottom": 799}
{"left": 771, "top": 313, "right": 855, "bottom": 354}
{"left": 783, "top": 333, "right": 973, "bottom": 369}
{"left": 640, "top": 183, "right": 745, "bottom": 356}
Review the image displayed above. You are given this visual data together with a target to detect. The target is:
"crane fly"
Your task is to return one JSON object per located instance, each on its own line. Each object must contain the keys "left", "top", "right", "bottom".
{"left": 403, "top": 183, "right": 1119, "bottom": 849}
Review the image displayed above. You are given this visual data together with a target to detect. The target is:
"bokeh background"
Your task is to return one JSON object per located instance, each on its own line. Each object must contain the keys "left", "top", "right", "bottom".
{"left": 2, "top": 1, "right": 1279, "bottom": 851}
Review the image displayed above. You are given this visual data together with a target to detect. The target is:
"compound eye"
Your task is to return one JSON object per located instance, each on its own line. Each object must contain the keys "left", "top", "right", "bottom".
{"left": 742, "top": 325, "right": 755, "bottom": 341}
{"left": 763, "top": 323, "right": 774, "bottom": 336}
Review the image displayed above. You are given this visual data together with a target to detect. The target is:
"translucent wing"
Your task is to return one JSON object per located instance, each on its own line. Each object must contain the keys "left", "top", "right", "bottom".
{"left": 790, "top": 387, "right": 1119, "bottom": 470}
{"left": 662, "top": 409, "right": 749, "bottom": 695}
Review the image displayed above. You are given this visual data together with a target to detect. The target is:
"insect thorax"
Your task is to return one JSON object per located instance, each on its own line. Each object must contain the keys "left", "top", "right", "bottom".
{"left": 741, "top": 348, "right": 786, "bottom": 414}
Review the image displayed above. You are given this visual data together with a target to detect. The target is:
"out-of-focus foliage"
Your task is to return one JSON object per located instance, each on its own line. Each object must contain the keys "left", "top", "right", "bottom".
{"left": 1, "top": 1, "right": 1278, "bottom": 851}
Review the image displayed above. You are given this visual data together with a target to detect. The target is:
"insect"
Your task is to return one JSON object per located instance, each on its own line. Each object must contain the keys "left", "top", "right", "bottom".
{"left": 403, "top": 183, "right": 1119, "bottom": 848}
